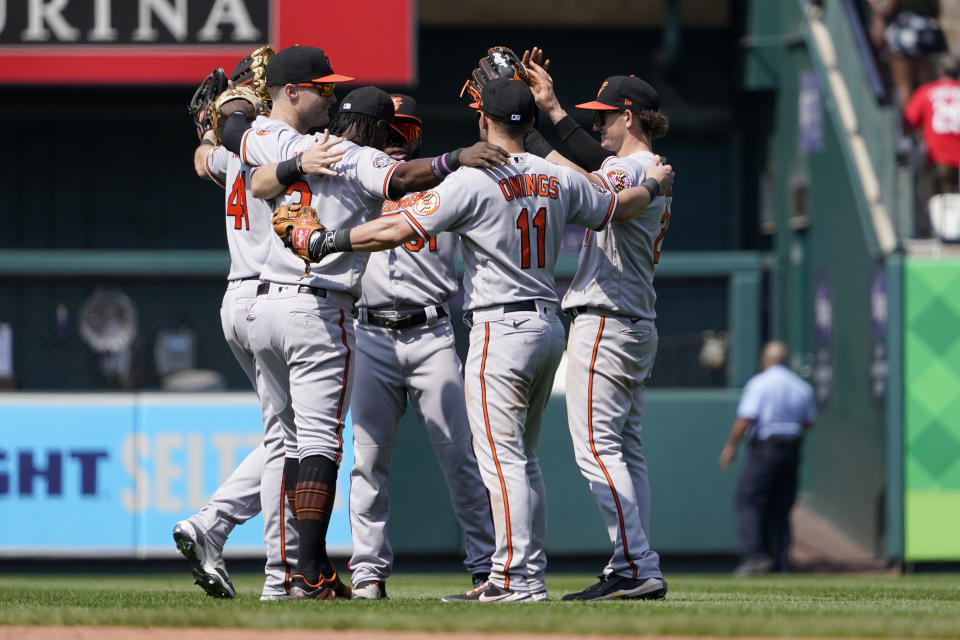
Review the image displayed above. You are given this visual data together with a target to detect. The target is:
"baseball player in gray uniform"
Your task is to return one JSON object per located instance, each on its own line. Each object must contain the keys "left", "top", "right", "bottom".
{"left": 290, "top": 78, "right": 673, "bottom": 603}
{"left": 348, "top": 94, "right": 494, "bottom": 600}
{"left": 235, "top": 51, "right": 510, "bottom": 599}
{"left": 178, "top": 58, "right": 344, "bottom": 600}
{"left": 525, "top": 56, "right": 671, "bottom": 601}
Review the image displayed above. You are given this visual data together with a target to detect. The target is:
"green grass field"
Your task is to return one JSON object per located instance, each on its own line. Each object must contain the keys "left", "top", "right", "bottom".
{"left": 2, "top": 572, "right": 959, "bottom": 637}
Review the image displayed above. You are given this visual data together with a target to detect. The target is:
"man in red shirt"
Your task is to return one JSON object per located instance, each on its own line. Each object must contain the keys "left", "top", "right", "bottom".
{"left": 905, "top": 54, "right": 960, "bottom": 194}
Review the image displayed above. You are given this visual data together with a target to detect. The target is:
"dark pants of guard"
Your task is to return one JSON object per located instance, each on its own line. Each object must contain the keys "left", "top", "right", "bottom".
{"left": 735, "top": 438, "right": 800, "bottom": 571}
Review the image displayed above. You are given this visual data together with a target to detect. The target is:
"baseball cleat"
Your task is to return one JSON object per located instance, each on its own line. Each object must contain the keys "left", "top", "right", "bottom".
{"left": 471, "top": 572, "right": 490, "bottom": 588}
{"left": 290, "top": 575, "right": 335, "bottom": 600}
{"left": 561, "top": 575, "right": 667, "bottom": 601}
{"left": 351, "top": 580, "right": 388, "bottom": 600}
{"left": 322, "top": 570, "right": 353, "bottom": 599}
{"left": 172, "top": 520, "right": 236, "bottom": 599}
{"left": 441, "top": 581, "right": 538, "bottom": 603}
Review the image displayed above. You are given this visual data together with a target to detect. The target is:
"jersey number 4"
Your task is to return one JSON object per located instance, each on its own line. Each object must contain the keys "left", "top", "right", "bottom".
{"left": 227, "top": 172, "right": 250, "bottom": 231}
{"left": 516, "top": 207, "right": 546, "bottom": 269}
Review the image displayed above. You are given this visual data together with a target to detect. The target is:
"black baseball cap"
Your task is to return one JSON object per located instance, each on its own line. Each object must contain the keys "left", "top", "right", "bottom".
{"left": 477, "top": 78, "right": 535, "bottom": 125}
{"left": 576, "top": 75, "right": 659, "bottom": 112}
{"left": 339, "top": 86, "right": 396, "bottom": 121}
{"left": 265, "top": 45, "right": 354, "bottom": 86}
{"left": 389, "top": 94, "right": 422, "bottom": 123}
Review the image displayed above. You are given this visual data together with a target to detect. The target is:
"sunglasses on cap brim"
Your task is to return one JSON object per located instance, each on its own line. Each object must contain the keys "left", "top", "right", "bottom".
{"left": 388, "top": 121, "right": 422, "bottom": 143}
{"left": 296, "top": 82, "right": 336, "bottom": 97}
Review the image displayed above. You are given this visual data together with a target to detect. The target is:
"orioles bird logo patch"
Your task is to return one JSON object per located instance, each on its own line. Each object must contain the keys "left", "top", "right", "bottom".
{"left": 597, "top": 81, "right": 609, "bottom": 97}
{"left": 414, "top": 191, "right": 440, "bottom": 216}
{"left": 372, "top": 153, "right": 394, "bottom": 169}
{"left": 606, "top": 169, "right": 632, "bottom": 192}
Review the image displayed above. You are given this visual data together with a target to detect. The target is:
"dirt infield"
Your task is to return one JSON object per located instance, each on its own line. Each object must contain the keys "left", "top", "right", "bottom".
{"left": 0, "top": 628, "right": 745, "bottom": 640}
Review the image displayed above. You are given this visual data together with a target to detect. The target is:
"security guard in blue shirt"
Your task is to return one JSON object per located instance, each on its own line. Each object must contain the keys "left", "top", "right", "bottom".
{"left": 720, "top": 341, "right": 816, "bottom": 575}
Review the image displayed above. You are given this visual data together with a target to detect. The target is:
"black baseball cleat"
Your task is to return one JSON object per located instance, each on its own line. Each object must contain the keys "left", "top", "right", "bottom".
{"left": 290, "top": 575, "right": 335, "bottom": 600}
{"left": 172, "top": 520, "right": 236, "bottom": 599}
{"left": 472, "top": 572, "right": 490, "bottom": 588}
{"left": 561, "top": 575, "right": 667, "bottom": 601}
{"left": 351, "top": 580, "right": 388, "bottom": 600}
{"left": 322, "top": 570, "right": 353, "bottom": 599}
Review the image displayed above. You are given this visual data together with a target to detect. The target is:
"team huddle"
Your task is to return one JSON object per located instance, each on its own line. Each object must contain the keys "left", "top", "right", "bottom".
{"left": 175, "top": 43, "right": 675, "bottom": 603}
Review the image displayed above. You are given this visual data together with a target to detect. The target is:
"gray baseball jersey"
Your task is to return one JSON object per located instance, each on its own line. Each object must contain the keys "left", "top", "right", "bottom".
{"left": 562, "top": 148, "right": 670, "bottom": 584}
{"left": 246, "top": 131, "right": 400, "bottom": 296}
{"left": 400, "top": 153, "right": 615, "bottom": 310}
{"left": 190, "top": 141, "right": 299, "bottom": 600}
{"left": 396, "top": 153, "right": 616, "bottom": 595}
{"left": 561, "top": 150, "right": 671, "bottom": 319}
{"left": 349, "top": 218, "right": 495, "bottom": 588}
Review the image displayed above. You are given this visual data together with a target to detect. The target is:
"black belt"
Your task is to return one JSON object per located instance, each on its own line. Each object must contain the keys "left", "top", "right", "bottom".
{"left": 362, "top": 306, "right": 447, "bottom": 331}
{"left": 464, "top": 301, "right": 538, "bottom": 325}
{"left": 256, "top": 282, "right": 328, "bottom": 298}
{"left": 750, "top": 437, "right": 801, "bottom": 449}
{"left": 568, "top": 306, "right": 644, "bottom": 322}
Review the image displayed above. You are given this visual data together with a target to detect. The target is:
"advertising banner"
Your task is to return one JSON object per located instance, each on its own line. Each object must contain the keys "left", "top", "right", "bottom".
{"left": 0, "top": 0, "right": 415, "bottom": 85}
{"left": 0, "top": 393, "right": 354, "bottom": 556}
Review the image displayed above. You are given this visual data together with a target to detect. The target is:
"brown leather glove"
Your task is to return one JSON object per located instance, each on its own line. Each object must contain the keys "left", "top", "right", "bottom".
{"left": 272, "top": 204, "right": 326, "bottom": 278}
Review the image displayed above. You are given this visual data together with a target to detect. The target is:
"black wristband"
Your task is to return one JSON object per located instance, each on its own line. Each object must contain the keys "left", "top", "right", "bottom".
{"left": 446, "top": 148, "right": 462, "bottom": 172}
{"left": 640, "top": 177, "right": 661, "bottom": 199}
{"left": 199, "top": 138, "right": 215, "bottom": 147}
{"left": 275, "top": 155, "right": 304, "bottom": 186}
{"left": 332, "top": 228, "right": 353, "bottom": 252}
{"left": 523, "top": 128, "right": 555, "bottom": 158}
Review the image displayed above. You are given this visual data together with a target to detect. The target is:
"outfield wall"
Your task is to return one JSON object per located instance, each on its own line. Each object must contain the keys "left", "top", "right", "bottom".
{"left": 0, "top": 389, "right": 742, "bottom": 558}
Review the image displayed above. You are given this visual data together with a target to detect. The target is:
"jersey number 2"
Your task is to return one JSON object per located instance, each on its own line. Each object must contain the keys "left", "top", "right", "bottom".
{"left": 516, "top": 207, "right": 546, "bottom": 269}
{"left": 653, "top": 210, "right": 671, "bottom": 264}
{"left": 227, "top": 172, "right": 249, "bottom": 231}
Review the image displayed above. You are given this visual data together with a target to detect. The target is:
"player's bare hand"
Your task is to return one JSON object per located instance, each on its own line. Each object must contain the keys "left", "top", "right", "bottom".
{"left": 719, "top": 444, "right": 735, "bottom": 470}
{"left": 647, "top": 155, "right": 675, "bottom": 194}
{"left": 521, "top": 47, "right": 551, "bottom": 72}
{"left": 524, "top": 57, "right": 565, "bottom": 124}
{"left": 458, "top": 141, "right": 510, "bottom": 169}
{"left": 300, "top": 129, "right": 342, "bottom": 177}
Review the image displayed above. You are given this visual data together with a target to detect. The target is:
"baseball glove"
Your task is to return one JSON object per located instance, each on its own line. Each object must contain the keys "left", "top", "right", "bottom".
{"left": 209, "top": 86, "right": 270, "bottom": 143}
{"left": 189, "top": 67, "right": 227, "bottom": 140}
{"left": 272, "top": 204, "right": 326, "bottom": 277}
{"left": 231, "top": 45, "right": 275, "bottom": 103}
{"left": 460, "top": 46, "right": 533, "bottom": 103}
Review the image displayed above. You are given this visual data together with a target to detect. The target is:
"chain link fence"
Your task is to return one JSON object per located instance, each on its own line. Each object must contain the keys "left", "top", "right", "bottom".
{"left": 0, "top": 267, "right": 738, "bottom": 391}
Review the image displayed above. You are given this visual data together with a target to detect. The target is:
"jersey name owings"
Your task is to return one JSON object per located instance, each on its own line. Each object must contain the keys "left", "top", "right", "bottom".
{"left": 498, "top": 174, "right": 560, "bottom": 202}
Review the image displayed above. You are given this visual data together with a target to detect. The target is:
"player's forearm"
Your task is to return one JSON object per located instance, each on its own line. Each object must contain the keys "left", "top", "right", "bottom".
{"left": 251, "top": 155, "right": 306, "bottom": 199}
{"left": 193, "top": 132, "right": 217, "bottom": 179}
{"left": 388, "top": 158, "right": 443, "bottom": 199}
{"left": 307, "top": 216, "right": 415, "bottom": 260}
{"left": 611, "top": 184, "right": 654, "bottom": 222}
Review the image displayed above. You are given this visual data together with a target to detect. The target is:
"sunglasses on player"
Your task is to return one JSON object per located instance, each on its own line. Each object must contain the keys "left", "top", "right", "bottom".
{"left": 388, "top": 120, "right": 422, "bottom": 144}
{"left": 593, "top": 109, "right": 625, "bottom": 127}
{"left": 296, "top": 82, "right": 336, "bottom": 97}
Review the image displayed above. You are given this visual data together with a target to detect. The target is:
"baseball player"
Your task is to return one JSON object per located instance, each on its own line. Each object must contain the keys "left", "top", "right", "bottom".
{"left": 234, "top": 51, "right": 510, "bottom": 599}
{"left": 347, "top": 94, "right": 494, "bottom": 600}
{"left": 524, "top": 56, "right": 672, "bottom": 601}
{"left": 288, "top": 78, "right": 673, "bottom": 602}
{"left": 176, "top": 55, "right": 340, "bottom": 600}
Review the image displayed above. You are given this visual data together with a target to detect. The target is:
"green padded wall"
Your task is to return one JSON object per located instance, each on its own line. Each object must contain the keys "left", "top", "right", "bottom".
{"left": 904, "top": 259, "right": 960, "bottom": 560}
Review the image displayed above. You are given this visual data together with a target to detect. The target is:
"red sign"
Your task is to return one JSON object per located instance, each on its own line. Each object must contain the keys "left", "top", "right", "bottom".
{"left": 0, "top": 0, "right": 415, "bottom": 85}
